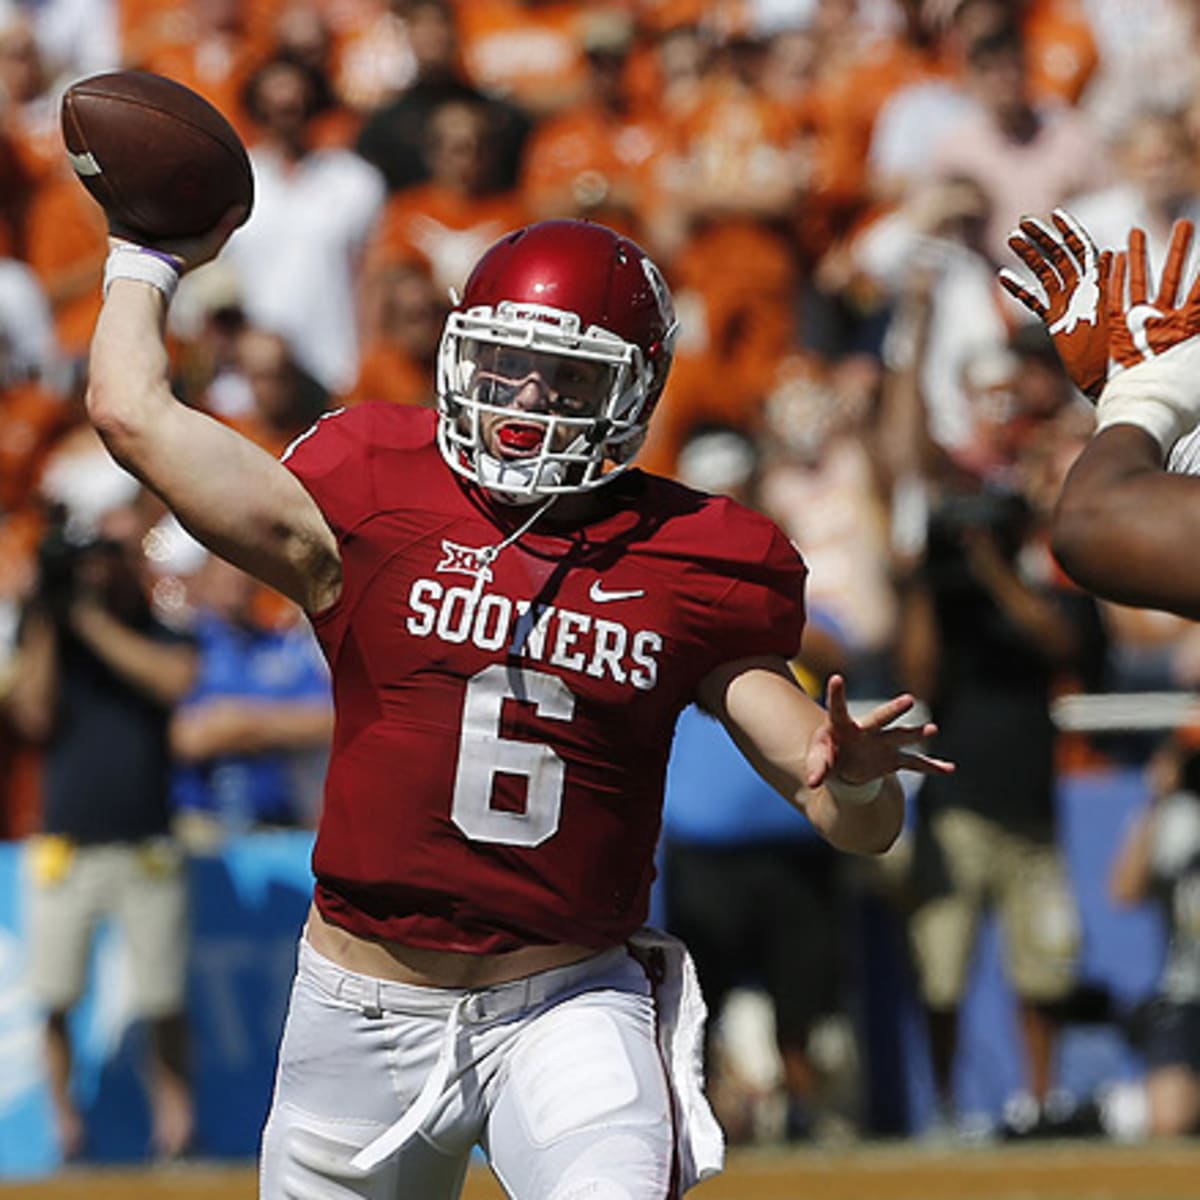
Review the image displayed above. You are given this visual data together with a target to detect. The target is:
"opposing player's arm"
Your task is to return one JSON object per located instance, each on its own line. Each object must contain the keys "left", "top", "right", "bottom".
{"left": 1048, "top": 223, "right": 1200, "bottom": 616}
{"left": 1054, "top": 426, "right": 1200, "bottom": 618}
{"left": 697, "top": 658, "right": 951, "bottom": 855}
{"left": 87, "top": 278, "right": 341, "bottom": 612}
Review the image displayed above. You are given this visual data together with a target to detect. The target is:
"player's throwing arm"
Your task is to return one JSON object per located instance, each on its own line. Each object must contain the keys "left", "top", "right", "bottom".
{"left": 64, "top": 71, "right": 341, "bottom": 612}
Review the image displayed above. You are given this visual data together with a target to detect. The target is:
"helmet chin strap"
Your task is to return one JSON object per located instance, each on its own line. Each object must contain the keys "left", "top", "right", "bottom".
{"left": 465, "top": 490, "right": 559, "bottom": 611}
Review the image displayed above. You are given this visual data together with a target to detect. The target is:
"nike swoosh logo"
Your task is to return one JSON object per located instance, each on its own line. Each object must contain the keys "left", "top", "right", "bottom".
{"left": 589, "top": 581, "right": 645, "bottom": 603}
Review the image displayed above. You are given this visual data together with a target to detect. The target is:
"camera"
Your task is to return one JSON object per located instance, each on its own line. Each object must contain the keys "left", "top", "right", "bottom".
{"left": 35, "top": 505, "right": 120, "bottom": 621}
{"left": 924, "top": 486, "right": 1031, "bottom": 589}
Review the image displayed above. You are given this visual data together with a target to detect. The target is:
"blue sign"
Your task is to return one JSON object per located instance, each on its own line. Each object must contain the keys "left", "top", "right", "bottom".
{"left": 0, "top": 832, "right": 313, "bottom": 1174}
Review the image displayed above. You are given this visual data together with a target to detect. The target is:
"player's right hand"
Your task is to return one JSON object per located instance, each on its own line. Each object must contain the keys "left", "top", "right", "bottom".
{"left": 1106, "top": 220, "right": 1200, "bottom": 370}
{"left": 999, "top": 208, "right": 1111, "bottom": 399}
{"left": 109, "top": 204, "right": 247, "bottom": 274}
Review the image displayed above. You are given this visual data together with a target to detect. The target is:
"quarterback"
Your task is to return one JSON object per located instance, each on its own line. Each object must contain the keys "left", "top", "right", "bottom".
{"left": 87, "top": 218, "right": 952, "bottom": 1198}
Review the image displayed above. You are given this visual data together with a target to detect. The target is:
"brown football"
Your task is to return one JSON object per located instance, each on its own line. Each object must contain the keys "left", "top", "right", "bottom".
{"left": 60, "top": 70, "right": 254, "bottom": 242}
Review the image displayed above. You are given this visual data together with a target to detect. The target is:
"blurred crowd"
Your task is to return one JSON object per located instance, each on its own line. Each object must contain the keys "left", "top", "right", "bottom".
{"left": 6, "top": 0, "right": 1200, "bottom": 1163}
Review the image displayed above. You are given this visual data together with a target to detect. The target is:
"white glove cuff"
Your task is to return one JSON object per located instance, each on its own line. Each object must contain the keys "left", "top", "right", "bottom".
{"left": 103, "top": 242, "right": 182, "bottom": 302}
{"left": 1168, "top": 425, "right": 1200, "bottom": 476}
{"left": 825, "top": 774, "right": 884, "bottom": 808}
{"left": 1095, "top": 338, "right": 1200, "bottom": 459}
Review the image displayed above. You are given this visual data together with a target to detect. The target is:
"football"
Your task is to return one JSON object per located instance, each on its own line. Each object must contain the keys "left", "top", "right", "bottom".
{"left": 60, "top": 70, "right": 254, "bottom": 242}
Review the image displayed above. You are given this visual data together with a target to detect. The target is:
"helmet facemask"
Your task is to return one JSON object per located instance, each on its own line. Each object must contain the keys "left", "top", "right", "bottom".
{"left": 436, "top": 300, "right": 656, "bottom": 504}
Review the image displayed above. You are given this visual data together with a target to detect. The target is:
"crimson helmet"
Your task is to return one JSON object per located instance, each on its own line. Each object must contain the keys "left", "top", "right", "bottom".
{"left": 436, "top": 220, "right": 678, "bottom": 502}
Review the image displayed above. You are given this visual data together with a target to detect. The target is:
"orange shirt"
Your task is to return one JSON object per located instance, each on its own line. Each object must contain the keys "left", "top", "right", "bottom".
{"left": 22, "top": 171, "right": 107, "bottom": 360}
{"left": 370, "top": 183, "right": 528, "bottom": 296}
{"left": 0, "top": 383, "right": 75, "bottom": 512}
{"left": 818, "top": 36, "right": 948, "bottom": 208}
{"left": 520, "top": 102, "right": 673, "bottom": 237}
{"left": 1023, "top": 0, "right": 1099, "bottom": 106}
{"left": 660, "top": 77, "right": 800, "bottom": 421}
{"left": 139, "top": 37, "right": 267, "bottom": 145}
{"left": 452, "top": 0, "right": 590, "bottom": 115}
{"left": 341, "top": 342, "right": 434, "bottom": 409}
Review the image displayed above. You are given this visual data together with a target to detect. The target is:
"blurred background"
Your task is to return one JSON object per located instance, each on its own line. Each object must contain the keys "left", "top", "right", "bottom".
{"left": 4, "top": 0, "right": 1200, "bottom": 1181}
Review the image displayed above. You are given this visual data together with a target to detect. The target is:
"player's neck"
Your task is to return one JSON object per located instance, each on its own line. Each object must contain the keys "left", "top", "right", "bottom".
{"left": 484, "top": 485, "right": 625, "bottom": 531}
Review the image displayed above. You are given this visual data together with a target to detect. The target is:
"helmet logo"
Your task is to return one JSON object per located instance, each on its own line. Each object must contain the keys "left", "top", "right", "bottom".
{"left": 641, "top": 256, "right": 675, "bottom": 329}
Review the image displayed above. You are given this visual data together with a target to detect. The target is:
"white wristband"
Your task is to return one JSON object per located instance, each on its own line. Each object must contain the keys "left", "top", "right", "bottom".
{"left": 103, "top": 242, "right": 182, "bottom": 302}
{"left": 825, "top": 774, "right": 884, "bottom": 807}
{"left": 1096, "top": 337, "right": 1200, "bottom": 460}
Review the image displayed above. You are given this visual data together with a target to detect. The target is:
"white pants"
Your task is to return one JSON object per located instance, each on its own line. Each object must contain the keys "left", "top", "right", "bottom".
{"left": 261, "top": 938, "right": 699, "bottom": 1199}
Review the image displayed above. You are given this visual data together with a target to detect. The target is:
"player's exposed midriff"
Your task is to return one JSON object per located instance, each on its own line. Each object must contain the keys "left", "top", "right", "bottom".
{"left": 303, "top": 901, "right": 601, "bottom": 988}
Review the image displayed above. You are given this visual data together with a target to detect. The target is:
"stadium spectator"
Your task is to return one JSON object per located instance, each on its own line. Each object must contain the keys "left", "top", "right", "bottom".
{"left": 888, "top": 327, "right": 1107, "bottom": 1137}
{"left": 1065, "top": 106, "right": 1200, "bottom": 276}
{"left": 367, "top": 96, "right": 527, "bottom": 297}
{"left": 662, "top": 424, "right": 857, "bottom": 1145}
{"left": 171, "top": 553, "right": 332, "bottom": 846}
{"left": 814, "top": 0, "right": 951, "bottom": 220}
{"left": 453, "top": 0, "right": 593, "bottom": 118}
{"left": 133, "top": 0, "right": 270, "bottom": 144}
{"left": 344, "top": 261, "right": 445, "bottom": 408}
{"left": 0, "top": 13, "right": 108, "bottom": 362}
{"left": 267, "top": 3, "right": 363, "bottom": 150}
{"left": 1080, "top": 0, "right": 1200, "bottom": 141}
{"left": 1106, "top": 734, "right": 1200, "bottom": 1139}
{"left": 757, "top": 355, "right": 900, "bottom": 701}
{"left": 224, "top": 326, "right": 329, "bottom": 459}
{"left": 519, "top": 10, "right": 672, "bottom": 242}
{"left": 928, "top": 25, "right": 1102, "bottom": 265}
{"left": 4, "top": 494, "right": 197, "bottom": 1161}
{"left": 858, "top": 173, "right": 1010, "bottom": 456}
{"left": 354, "top": 0, "right": 531, "bottom": 194}
{"left": 222, "top": 56, "right": 386, "bottom": 394}
{"left": 652, "top": 26, "right": 807, "bottom": 441}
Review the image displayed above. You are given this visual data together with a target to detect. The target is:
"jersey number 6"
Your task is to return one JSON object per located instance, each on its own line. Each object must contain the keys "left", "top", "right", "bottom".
{"left": 450, "top": 663, "right": 575, "bottom": 847}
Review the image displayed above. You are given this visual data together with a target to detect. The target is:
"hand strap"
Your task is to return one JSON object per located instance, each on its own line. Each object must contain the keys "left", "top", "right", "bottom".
{"left": 103, "top": 242, "right": 182, "bottom": 302}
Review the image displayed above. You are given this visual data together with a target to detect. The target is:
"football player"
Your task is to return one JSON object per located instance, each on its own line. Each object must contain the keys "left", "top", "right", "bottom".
{"left": 1001, "top": 212, "right": 1200, "bottom": 619}
{"left": 89, "top": 218, "right": 953, "bottom": 1198}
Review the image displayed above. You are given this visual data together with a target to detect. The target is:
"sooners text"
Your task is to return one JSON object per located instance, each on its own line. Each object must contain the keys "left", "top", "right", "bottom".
{"left": 406, "top": 579, "right": 662, "bottom": 690}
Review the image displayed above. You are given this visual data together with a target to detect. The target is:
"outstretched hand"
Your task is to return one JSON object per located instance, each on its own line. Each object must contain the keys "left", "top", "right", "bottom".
{"left": 1107, "top": 220, "right": 1200, "bottom": 370}
{"left": 804, "top": 674, "right": 954, "bottom": 791}
{"left": 999, "top": 208, "right": 1111, "bottom": 398}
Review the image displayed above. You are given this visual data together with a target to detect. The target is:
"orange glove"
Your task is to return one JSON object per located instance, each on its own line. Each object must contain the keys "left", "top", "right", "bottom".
{"left": 1094, "top": 221, "right": 1200, "bottom": 457}
{"left": 1107, "top": 221, "right": 1200, "bottom": 371}
{"left": 999, "top": 208, "right": 1112, "bottom": 398}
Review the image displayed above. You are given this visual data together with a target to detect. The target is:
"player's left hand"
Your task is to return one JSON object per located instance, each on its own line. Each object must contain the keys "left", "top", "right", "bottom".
{"left": 999, "top": 208, "right": 1112, "bottom": 399}
{"left": 1107, "top": 220, "right": 1200, "bottom": 370}
{"left": 804, "top": 674, "right": 954, "bottom": 791}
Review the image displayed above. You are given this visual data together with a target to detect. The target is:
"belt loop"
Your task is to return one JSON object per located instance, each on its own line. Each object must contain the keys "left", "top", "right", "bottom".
{"left": 361, "top": 977, "right": 383, "bottom": 1019}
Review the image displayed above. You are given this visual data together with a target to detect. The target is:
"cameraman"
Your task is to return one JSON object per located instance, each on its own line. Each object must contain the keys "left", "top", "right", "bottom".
{"left": 6, "top": 493, "right": 198, "bottom": 1161}
{"left": 886, "top": 325, "right": 1107, "bottom": 1137}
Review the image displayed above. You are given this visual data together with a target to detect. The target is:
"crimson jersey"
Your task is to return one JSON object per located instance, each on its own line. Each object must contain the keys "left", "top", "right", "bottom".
{"left": 284, "top": 404, "right": 807, "bottom": 953}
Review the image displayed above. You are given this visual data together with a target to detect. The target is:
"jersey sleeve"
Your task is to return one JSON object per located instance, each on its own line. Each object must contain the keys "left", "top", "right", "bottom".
{"left": 281, "top": 405, "right": 381, "bottom": 537}
{"left": 707, "top": 512, "right": 808, "bottom": 665}
{"left": 283, "top": 403, "right": 439, "bottom": 535}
